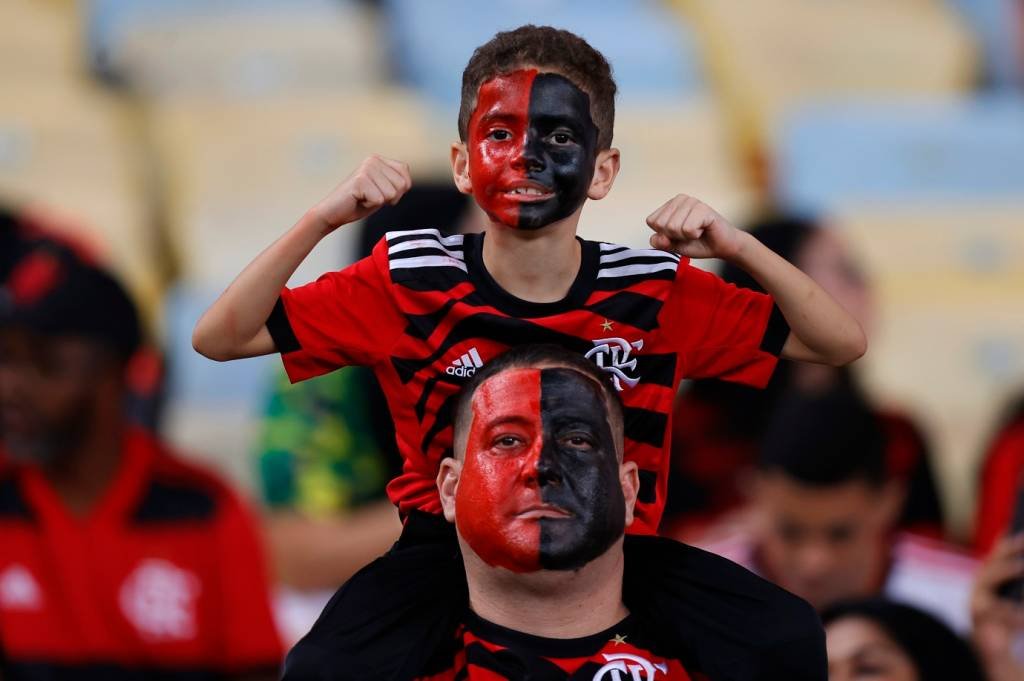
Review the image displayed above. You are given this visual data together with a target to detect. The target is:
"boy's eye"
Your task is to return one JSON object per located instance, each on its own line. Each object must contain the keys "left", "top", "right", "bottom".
{"left": 488, "top": 129, "right": 512, "bottom": 141}
{"left": 548, "top": 132, "right": 574, "bottom": 145}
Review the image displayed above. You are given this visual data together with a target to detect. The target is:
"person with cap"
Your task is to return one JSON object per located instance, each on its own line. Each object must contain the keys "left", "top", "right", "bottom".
{"left": 0, "top": 241, "right": 283, "bottom": 679}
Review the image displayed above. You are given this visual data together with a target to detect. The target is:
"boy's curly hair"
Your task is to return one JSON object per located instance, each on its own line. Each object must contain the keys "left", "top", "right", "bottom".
{"left": 458, "top": 25, "right": 617, "bottom": 150}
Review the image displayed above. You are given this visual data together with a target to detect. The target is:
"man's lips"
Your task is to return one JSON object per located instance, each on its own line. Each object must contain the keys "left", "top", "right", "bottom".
{"left": 516, "top": 504, "right": 573, "bottom": 520}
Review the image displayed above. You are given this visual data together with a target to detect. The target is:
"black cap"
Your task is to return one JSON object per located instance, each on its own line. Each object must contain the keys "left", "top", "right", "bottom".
{"left": 0, "top": 241, "right": 141, "bottom": 360}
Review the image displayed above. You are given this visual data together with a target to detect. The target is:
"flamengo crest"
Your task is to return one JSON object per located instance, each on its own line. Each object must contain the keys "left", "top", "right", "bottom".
{"left": 585, "top": 337, "right": 643, "bottom": 390}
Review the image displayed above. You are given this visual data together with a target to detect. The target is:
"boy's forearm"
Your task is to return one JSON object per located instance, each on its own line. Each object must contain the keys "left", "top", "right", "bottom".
{"left": 728, "top": 232, "right": 867, "bottom": 366}
{"left": 192, "top": 210, "right": 332, "bottom": 361}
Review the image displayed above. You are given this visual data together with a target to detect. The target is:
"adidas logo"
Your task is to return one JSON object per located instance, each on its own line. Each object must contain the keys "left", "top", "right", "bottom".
{"left": 446, "top": 347, "right": 484, "bottom": 377}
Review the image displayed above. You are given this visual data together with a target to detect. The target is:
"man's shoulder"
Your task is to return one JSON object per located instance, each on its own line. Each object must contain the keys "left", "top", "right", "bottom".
{"left": 128, "top": 429, "right": 247, "bottom": 526}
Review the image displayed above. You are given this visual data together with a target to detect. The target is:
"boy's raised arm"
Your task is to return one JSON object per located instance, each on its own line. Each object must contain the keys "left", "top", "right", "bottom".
{"left": 192, "top": 156, "right": 411, "bottom": 361}
{"left": 647, "top": 194, "right": 867, "bottom": 367}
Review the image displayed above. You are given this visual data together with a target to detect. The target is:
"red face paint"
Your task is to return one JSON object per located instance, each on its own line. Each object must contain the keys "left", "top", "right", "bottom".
{"left": 455, "top": 368, "right": 544, "bottom": 572}
{"left": 466, "top": 70, "right": 599, "bottom": 230}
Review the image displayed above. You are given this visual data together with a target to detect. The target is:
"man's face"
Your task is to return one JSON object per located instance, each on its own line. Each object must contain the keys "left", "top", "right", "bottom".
{"left": 466, "top": 69, "right": 600, "bottom": 230}
{"left": 0, "top": 328, "right": 108, "bottom": 464}
{"left": 752, "top": 473, "right": 891, "bottom": 610}
{"left": 454, "top": 367, "right": 624, "bottom": 572}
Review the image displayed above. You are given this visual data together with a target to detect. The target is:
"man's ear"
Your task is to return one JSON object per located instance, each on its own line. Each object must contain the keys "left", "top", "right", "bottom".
{"left": 873, "top": 480, "right": 907, "bottom": 530}
{"left": 450, "top": 142, "right": 474, "bottom": 195}
{"left": 437, "top": 457, "right": 463, "bottom": 523}
{"left": 587, "top": 147, "right": 620, "bottom": 201}
{"left": 620, "top": 460, "right": 640, "bottom": 527}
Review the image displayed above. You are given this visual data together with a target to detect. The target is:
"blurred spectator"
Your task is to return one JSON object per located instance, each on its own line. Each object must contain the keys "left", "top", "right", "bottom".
{"left": 258, "top": 185, "right": 475, "bottom": 640}
{"left": 667, "top": 215, "right": 944, "bottom": 540}
{"left": 973, "top": 392, "right": 1024, "bottom": 555}
{"left": 0, "top": 243, "right": 282, "bottom": 679}
{"left": 697, "top": 387, "right": 976, "bottom": 631}
{"left": 823, "top": 598, "right": 987, "bottom": 681}
{"left": 970, "top": 533, "right": 1024, "bottom": 680}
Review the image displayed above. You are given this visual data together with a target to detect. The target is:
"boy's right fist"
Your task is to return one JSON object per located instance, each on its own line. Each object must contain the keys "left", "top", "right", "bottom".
{"left": 313, "top": 155, "right": 412, "bottom": 231}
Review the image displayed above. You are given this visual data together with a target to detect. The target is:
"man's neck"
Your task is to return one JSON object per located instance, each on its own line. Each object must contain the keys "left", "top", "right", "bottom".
{"left": 44, "top": 412, "right": 125, "bottom": 519}
{"left": 481, "top": 211, "right": 584, "bottom": 304}
{"left": 462, "top": 539, "right": 629, "bottom": 639}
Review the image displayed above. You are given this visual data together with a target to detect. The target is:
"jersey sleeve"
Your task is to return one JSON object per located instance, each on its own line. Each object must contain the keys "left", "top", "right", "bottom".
{"left": 662, "top": 261, "right": 790, "bottom": 388}
{"left": 213, "top": 490, "right": 285, "bottom": 673}
{"left": 266, "top": 238, "right": 404, "bottom": 382}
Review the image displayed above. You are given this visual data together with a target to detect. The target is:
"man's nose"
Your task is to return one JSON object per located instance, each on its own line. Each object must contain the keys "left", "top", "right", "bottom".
{"left": 522, "top": 438, "right": 562, "bottom": 488}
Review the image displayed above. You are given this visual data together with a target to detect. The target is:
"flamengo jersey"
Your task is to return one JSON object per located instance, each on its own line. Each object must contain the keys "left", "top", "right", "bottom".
{"left": 269, "top": 230, "right": 788, "bottom": 534}
{"left": 416, "top": 612, "right": 698, "bottom": 680}
{"left": 0, "top": 428, "right": 283, "bottom": 679}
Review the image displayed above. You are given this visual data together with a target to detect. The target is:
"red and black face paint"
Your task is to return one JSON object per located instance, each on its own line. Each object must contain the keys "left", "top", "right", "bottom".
{"left": 466, "top": 69, "right": 600, "bottom": 230}
{"left": 455, "top": 367, "right": 624, "bottom": 573}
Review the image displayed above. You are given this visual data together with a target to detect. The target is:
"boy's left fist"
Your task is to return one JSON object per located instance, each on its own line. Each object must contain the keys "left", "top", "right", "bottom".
{"left": 646, "top": 194, "right": 746, "bottom": 261}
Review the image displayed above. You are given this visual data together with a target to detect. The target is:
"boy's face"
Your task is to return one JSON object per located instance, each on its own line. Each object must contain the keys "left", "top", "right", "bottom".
{"left": 466, "top": 69, "right": 599, "bottom": 230}
{"left": 454, "top": 367, "right": 625, "bottom": 572}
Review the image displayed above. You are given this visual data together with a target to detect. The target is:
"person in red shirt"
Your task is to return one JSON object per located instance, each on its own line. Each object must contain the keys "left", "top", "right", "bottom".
{"left": 973, "top": 393, "right": 1024, "bottom": 556}
{"left": 0, "top": 242, "right": 283, "bottom": 679}
{"left": 193, "top": 25, "right": 861, "bottom": 678}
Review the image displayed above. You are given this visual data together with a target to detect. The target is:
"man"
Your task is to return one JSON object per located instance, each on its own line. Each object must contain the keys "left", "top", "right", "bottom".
{"left": 0, "top": 242, "right": 282, "bottom": 679}
{"left": 700, "top": 387, "right": 977, "bottom": 632}
{"left": 283, "top": 345, "right": 825, "bottom": 680}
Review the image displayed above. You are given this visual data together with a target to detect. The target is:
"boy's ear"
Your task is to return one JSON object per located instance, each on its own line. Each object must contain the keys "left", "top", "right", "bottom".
{"left": 437, "top": 457, "right": 463, "bottom": 523}
{"left": 587, "top": 147, "right": 620, "bottom": 201}
{"left": 450, "top": 142, "right": 474, "bottom": 195}
{"left": 619, "top": 460, "right": 640, "bottom": 527}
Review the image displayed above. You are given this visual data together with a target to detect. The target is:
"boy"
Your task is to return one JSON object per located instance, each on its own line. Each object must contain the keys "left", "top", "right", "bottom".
{"left": 195, "top": 25, "right": 859, "bottom": 678}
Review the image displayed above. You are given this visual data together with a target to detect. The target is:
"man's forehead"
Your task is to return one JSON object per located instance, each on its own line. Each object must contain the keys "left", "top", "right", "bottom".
{"left": 472, "top": 366, "right": 608, "bottom": 420}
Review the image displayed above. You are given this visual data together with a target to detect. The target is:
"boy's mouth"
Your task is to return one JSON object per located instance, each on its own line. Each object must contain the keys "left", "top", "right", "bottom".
{"left": 501, "top": 181, "right": 554, "bottom": 202}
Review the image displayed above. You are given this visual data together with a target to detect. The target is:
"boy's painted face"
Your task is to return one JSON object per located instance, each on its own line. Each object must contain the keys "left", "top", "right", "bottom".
{"left": 466, "top": 69, "right": 600, "bottom": 230}
{"left": 455, "top": 367, "right": 624, "bottom": 573}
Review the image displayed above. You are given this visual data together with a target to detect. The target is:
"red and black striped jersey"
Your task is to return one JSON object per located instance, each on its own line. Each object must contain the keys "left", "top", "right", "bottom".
{"left": 269, "top": 229, "right": 788, "bottom": 534}
{"left": 416, "top": 612, "right": 697, "bottom": 680}
{"left": 0, "top": 428, "right": 283, "bottom": 679}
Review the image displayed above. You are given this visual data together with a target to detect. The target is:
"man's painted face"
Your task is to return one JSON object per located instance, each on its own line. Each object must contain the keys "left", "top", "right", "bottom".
{"left": 466, "top": 69, "right": 600, "bottom": 230}
{"left": 455, "top": 367, "right": 624, "bottom": 572}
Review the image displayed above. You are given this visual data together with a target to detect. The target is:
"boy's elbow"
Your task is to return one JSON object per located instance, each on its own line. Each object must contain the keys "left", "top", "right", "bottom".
{"left": 832, "top": 326, "right": 867, "bottom": 367}
{"left": 191, "top": 324, "right": 229, "bottom": 362}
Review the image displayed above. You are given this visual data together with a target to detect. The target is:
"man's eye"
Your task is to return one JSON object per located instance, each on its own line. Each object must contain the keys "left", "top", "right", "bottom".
{"left": 562, "top": 435, "right": 594, "bottom": 450}
{"left": 488, "top": 130, "right": 511, "bottom": 141}
{"left": 493, "top": 434, "right": 523, "bottom": 448}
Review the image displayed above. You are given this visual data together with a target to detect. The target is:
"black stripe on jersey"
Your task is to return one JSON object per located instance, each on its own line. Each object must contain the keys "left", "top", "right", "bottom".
{"left": 405, "top": 300, "right": 458, "bottom": 341}
{"left": 586, "top": 291, "right": 665, "bottom": 332}
{"left": 0, "top": 476, "right": 33, "bottom": 521}
{"left": 599, "top": 254, "right": 681, "bottom": 269}
{"left": 131, "top": 479, "right": 217, "bottom": 524}
{"left": 267, "top": 297, "right": 301, "bottom": 353}
{"left": 389, "top": 246, "right": 465, "bottom": 262}
{"left": 421, "top": 391, "right": 459, "bottom": 456}
{"left": 594, "top": 269, "right": 678, "bottom": 290}
{"left": 761, "top": 304, "right": 790, "bottom": 355}
{"left": 464, "top": 642, "right": 572, "bottom": 679}
{"left": 623, "top": 406, "right": 668, "bottom": 449}
{"left": 637, "top": 469, "right": 658, "bottom": 505}
{"left": 635, "top": 353, "right": 677, "bottom": 389}
{"left": 394, "top": 314, "right": 595, "bottom": 385}
{"left": 390, "top": 266, "right": 468, "bottom": 292}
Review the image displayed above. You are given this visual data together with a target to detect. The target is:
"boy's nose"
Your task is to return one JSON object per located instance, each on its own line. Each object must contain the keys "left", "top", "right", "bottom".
{"left": 512, "top": 133, "right": 546, "bottom": 173}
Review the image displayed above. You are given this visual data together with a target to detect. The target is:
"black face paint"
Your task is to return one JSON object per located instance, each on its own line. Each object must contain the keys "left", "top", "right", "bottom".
{"left": 518, "top": 74, "right": 600, "bottom": 230}
{"left": 537, "top": 368, "right": 624, "bottom": 570}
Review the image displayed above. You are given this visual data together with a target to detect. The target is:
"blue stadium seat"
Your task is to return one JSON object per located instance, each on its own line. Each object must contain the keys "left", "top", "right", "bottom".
{"left": 945, "top": 0, "right": 1022, "bottom": 90}
{"left": 382, "top": 0, "right": 704, "bottom": 108}
{"left": 775, "top": 95, "right": 1024, "bottom": 212}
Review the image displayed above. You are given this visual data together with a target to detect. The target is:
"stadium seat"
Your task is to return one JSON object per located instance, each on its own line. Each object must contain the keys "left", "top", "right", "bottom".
{"left": 582, "top": 99, "right": 756, "bottom": 248}
{"left": 88, "top": 0, "right": 382, "bottom": 96}
{"left": 775, "top": 95, "right": 1024, "bottom": 212}
{"left": 0, "top": 83, "right": 164, "bottom": 319}
{"left": 836, "top": 205, "right": 1024, "bottom": 530}
{"left": 382, "top": 0, "right": 705, "bottom": 109}
{"left": 673, "top": 0, "right": 979, "bottom": 193}
{"left": 148, "top": 89, "right": 451, "bottom": 287}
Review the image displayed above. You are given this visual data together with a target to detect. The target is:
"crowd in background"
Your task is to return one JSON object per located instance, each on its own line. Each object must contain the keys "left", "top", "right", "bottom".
{"left": 2, "top": 0, "right": 1024, "bottom": 679}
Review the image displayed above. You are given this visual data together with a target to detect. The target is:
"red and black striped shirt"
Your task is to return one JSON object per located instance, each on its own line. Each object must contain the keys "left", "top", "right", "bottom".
{"left": 416, "top": 612, "right": 697, "bottom": 680}
{"left": 268, "top": 230, "right": 788, "bottom": 534}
